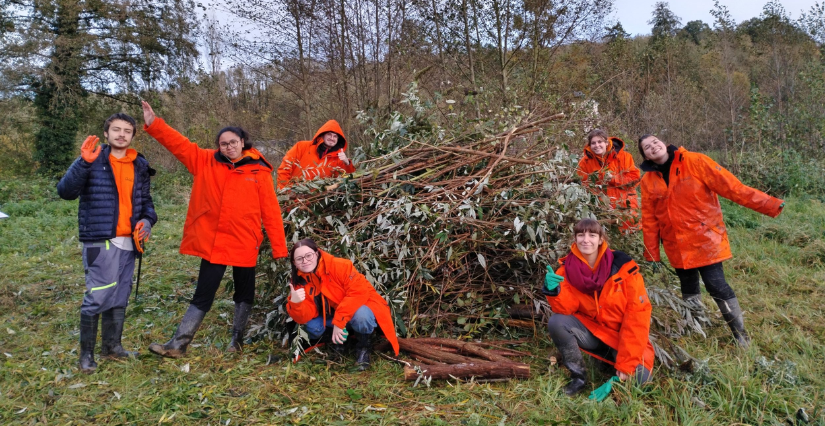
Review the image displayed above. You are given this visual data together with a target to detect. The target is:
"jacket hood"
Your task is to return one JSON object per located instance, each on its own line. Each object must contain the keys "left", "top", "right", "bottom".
{"left": 640, "top": 145, "right": 680, "bottom": 172}
{"left": 214, "top": 147, "right": 273, "bottom": 171}
{"left": 311, "top": 120, "right": 347, "bottom": 152}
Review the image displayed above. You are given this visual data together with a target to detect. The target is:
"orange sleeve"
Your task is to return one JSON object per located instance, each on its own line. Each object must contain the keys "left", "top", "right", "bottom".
{"left": 277, "top": 143, "right": 302, "bottom": 190}
{"left": 144, "top": 118, "right": 210, "bottom": 175}
{"left": 286, "top": 289, "right": 319, "bottom": 324}
{"left": 640, "top": 178, "right": 661, "bottom": 262}
{"left": 330, "top": 259, "right": 374, "bottom": 329}
{"left": 576, "top": 159, "right": 601, "bottom": 195}
{"left": 614, "top": 264, "right": 652, "bottom": 374}
{"left": 258, "top": 172, "right": 289, "bottom": 259}
{"left": 545, "top": 266, "right": 581, "bottom": 315}
{"left": 693, "top": 154, "right": 784, "bottom": 218}
{"left": 609, "top": 152, "right": 641, "bottom": 189}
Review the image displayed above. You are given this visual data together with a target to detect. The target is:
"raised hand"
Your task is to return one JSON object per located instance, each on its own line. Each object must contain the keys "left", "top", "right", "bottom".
{"left": 141, "top": 100, "right": 156, "bottom": 126}
{"left": 288, "top": 283, "right": 306, "bottom": 303}
{"left": 80, "top": 135, "right": 101, "bottom": 163}
{"left": 337, "top": 150, "right": 350, "bottom": 165}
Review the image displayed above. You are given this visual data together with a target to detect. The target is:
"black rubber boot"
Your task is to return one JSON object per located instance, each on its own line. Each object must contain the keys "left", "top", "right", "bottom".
{"left": 716, "top": 297, "right": 750, "bottom": 348}
{"left": 228, "top": 302, "right": 252, "bottom": 353}
{"left": 353, "top": 332, "right": 372, "bottom": 371}
{"left": 79, "top": 313, "right": 99, "bottom": 374}
{"left": 559, "top": 345, "right": 587, "bottom": 396}
{"left": 148, "top": 304, "right": 206, "bottom": 358}
{"left": 101, "top": 307, "right": 138, "bottom": 359}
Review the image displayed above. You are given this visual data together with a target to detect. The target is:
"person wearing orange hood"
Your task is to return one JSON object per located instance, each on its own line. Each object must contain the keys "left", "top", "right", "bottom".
{"left": 544, "top": 219, "right": 654, "bottom": 396}
{"left": 286, "top": 239, "right": 400, "bottom": 370}
{"left": 577, "top": 129, "right": 641, "bottom": 232}
{"left": 140, "top": 101, "right": 289, "bottom": 358}
{"left": 276, "top": 120, "right": 356, "bottom": 190}
{"left": 638, "top": 134, "right": 784, "bottom": 348}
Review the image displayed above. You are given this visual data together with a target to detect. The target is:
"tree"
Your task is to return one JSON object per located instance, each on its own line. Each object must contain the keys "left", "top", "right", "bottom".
{"left": 0, "top": 0, "right": 199, "bottom": 174}
{"left": 648, "top": 1, "right": 681, "bottom": 41}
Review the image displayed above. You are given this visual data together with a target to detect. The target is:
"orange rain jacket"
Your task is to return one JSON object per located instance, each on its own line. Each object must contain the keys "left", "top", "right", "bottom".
{"left": 640, "top": 146, "right": 784, "bottom": 269}
{"left": 544, "top": 243, "right": 654, "bottom": 374}
{"left": 276, "top": 120, "right": 356, "bottom": 190}
{"left": 577, "top": 136, "right": 641, "bottom": 211}
{"left": 145, "top": 118, "right": 289, "bottom": 267}
{"left": 286, "top": 250, "right": 400, "bottom": 355}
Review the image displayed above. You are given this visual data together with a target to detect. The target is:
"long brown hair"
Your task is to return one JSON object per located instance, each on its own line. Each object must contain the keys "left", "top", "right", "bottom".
{"left": 289, "top": 238, "right": 321, "bottom": 285}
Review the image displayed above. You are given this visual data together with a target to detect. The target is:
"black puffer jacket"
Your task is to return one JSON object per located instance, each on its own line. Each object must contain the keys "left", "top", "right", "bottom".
{"left": 57, "top": 145, "right": 158, "bottom": 242}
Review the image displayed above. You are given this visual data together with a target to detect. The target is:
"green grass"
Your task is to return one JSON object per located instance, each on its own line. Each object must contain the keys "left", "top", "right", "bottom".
{"left": 1, "top": 176, "right": 824, "bottom": 425}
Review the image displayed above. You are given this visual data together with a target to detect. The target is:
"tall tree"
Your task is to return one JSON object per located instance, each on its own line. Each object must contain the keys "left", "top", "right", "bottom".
{"left": 0, "top": 0, "right": 199, "bottom": 174}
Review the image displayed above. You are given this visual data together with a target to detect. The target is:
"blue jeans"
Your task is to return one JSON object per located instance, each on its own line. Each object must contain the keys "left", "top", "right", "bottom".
{"left": 305, "top": 305, "right": 377, "bottom": 340}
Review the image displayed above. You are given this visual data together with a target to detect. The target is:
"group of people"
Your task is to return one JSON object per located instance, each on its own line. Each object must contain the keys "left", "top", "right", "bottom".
{"left": 57, "top": 104, "right": 783, "bottom": 398}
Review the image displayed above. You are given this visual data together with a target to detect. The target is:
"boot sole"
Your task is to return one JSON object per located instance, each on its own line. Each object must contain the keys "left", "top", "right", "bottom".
{"left": 148, "top": 344, "right": 184, "bottom": 359}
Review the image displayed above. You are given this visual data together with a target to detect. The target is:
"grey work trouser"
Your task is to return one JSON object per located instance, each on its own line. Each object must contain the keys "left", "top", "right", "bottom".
{"left": 547, "top": 313, "right": 651, "bottom": 383}
{"left": 80, "top": 240, "right": 136, "bottom": 316}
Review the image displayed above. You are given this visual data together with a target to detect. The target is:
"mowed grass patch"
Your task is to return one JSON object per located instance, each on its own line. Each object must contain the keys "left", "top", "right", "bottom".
{"left": 0, "top": 176, "right": 823, "bottom": 424}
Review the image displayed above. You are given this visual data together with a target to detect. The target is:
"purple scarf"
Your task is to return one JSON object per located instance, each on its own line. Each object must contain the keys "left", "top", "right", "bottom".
{"left": 565, "top": 248, "right": 614, "bottom": 294}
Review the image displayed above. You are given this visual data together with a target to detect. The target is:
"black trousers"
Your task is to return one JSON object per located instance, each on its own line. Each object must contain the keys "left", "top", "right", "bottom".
{"left": 190, "top": 258, "right": 256, "bottom": 312}
{"left": 674, "top": 262, "right": 736, "bottom": 301}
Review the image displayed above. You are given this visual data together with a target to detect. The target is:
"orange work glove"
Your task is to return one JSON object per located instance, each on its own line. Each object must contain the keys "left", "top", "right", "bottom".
{"left": 80, "top": 136, "right": 101, "bottom": 163}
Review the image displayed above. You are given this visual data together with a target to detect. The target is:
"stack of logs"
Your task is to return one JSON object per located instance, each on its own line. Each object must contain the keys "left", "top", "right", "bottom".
{"left": 396, "top": 338, "right": 531, "bottom": 381}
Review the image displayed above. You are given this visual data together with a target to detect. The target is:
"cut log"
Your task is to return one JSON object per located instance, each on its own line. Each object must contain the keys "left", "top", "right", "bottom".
{"left": 404, "top": 362, "right": 530, "bottom": 381}
{"left": 410, "top": 338, "right": 511, "bottom": 363}
{"left": 507, "top": 304, "right": 535, "bottom": 319}
{"left": 397, "top": 338, "right": 477, "bottom": 364}
{"left": 502, "top": 319, "right": 535, "bottom": 329}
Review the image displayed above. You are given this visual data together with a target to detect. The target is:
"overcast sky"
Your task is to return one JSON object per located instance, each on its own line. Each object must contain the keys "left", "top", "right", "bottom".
{"left": 613, "top": 0, "right": 821, "bottom": 36}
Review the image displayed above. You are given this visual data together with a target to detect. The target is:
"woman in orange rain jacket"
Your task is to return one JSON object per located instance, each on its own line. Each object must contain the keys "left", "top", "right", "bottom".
{"left": 140, "top": 101, "right": 289, "bottom": 358}
{"left": 577, "top": 129, "right": 641, "bottom": 232}
{"left": 286, "top": 238, "right": 399, "bottom": 370}
{"left": 276, "top": 120, "right": 356, "bottom": 190}
{"left": 544, "top": 218, "right": 654, "bottom": 396}
{"left": 638, "top": 134, "right": 784, "bottom": 348}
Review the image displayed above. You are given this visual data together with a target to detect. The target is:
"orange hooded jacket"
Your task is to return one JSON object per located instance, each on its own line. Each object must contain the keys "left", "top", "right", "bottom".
{"left": 276, "top": 120, "right": 356, "bottom": 190}
{"left": 577, "top": 137, "right": 641, "bottom": 229}
{"left": 544, "top": 243, "right": 654, "bottom": 374}
{"left": 286, "top": 250, "right": 400, "bottom": 355}
{"left": 640, "top": 146, "right": 783, "bottom": 269}
{"left": 144, "top": 118, "right": 289, "bottom": 267}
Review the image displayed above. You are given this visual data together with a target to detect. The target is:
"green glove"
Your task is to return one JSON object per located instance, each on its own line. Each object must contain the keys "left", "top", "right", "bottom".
{"left": 545, "top": 266, "right": 564, "bottom": 292}
{"left": 650, "top": 261, "right": 664, "bottom": 273}
{"left": 589, "top": 376, "right": 620, "bottom": 402}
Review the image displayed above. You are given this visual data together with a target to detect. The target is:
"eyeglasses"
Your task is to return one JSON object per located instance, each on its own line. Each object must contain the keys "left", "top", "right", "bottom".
{"left": 294, "top": 252, "right": 317, "bottom": 264}
{"left": 219, "top": 139, "right": 241, "bottom": 149}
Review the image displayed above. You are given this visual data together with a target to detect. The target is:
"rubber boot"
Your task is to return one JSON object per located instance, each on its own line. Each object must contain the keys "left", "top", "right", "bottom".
{"left": 353, "top": 332, "right": 372, "bottom": 371}
{"left": 559, "top": 344, "right": 587, "bottom": 396}
{"left": 327, "top": 343, "right": 345, "bottom": 363}
{"left": 79, "top": 313, "right": 99, "bottom": 374}
{"left": 715, "top": 297, "right": 750, "bottom": 348}
{"left": 227, "top": 302, "right": 252, "bottom": 353}
{"left": 148, "top": 304, "right": 206, "bottom": 358}
{"left": 101, "top": 307, "right": 138, "bottom": 359}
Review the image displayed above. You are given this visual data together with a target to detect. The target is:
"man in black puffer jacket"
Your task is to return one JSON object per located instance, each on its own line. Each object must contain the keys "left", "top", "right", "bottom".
{"left": 58, "top": 113, "right": 157, "bottom": 374}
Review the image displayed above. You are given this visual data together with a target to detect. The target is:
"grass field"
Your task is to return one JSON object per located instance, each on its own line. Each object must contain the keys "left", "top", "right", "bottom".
{"left": 1, "top": 174, "right": 823, "bottom": 425}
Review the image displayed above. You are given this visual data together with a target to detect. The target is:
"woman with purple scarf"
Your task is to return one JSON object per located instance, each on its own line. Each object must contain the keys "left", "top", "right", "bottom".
{"left": 542, "top": 219, "right": 655, "bottom": 396}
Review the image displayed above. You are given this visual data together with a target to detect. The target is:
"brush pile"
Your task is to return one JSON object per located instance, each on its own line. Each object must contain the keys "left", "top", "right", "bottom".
{"left": 253, "top": 93, "right": 706, "bottom": 371}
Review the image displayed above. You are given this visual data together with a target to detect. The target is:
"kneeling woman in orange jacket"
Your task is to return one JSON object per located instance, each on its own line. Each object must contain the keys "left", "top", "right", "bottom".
{"left": 140, "top": 101, "right": 289, "bottom": 358}
{"left": 276, "top": 120, "right": 356, "bottom": 190}
{"left": 544, "top": 219, "right": 654, "bottom": 396}
{"left": 638, "top": 135, "right": 783, "bottom": 347}
{"left": 577, "top": 129, "right": 641, "bottom": 231}
{"left": 286, "top": 239, "right": 400, "bottom": 370}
